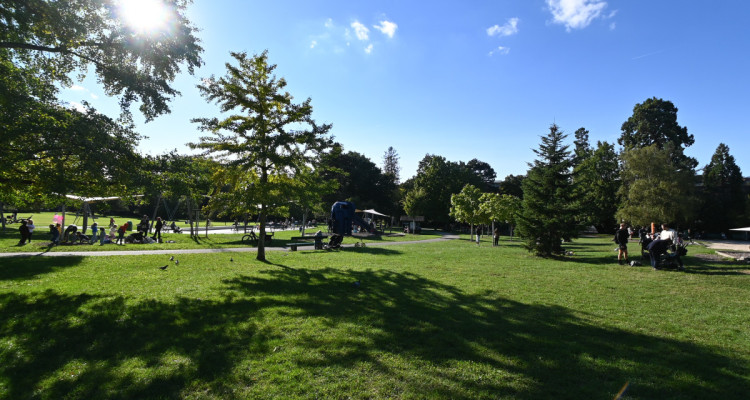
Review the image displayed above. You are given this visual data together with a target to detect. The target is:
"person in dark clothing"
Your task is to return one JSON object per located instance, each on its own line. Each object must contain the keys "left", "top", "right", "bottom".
{"left": 139, "top": 215, "right": 149, "bottom": 234}
{"left": 18, "top": 220, "right": 30, "bottom": 245}
{"left": 493, "top": 227, "right": 500, "bottom": 246}
{"left": 63, "top": 224, "right": 78, "bottom": 242}
{"left": 647, "top": 238, "right": 671, "bottom": 269}
{"left": 152, "top": 217, "right": 163, "bottom": 243}
{"left": 614, "top": 223, "right": 629, "bottom": 265}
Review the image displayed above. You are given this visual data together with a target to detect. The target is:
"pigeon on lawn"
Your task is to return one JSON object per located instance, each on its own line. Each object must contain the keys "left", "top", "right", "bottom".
{"left": 159, "top": 265, "right": 168, "bottom": 270}
{"left": 230, "top": 257, "right": 234, "bottom": 262}
{"left": 175, "top": 259, "right": 179, "bottom": 265}
{"left": 169, "top": 256, "right": 174, "bottom": 261}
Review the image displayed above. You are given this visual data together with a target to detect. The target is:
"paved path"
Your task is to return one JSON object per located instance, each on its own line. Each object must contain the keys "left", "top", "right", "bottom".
{"left": 698, "top": 240, "right": 750, "bottom": 252}
{"left": 0, "top": 234, "right": 460, "bottom": 258}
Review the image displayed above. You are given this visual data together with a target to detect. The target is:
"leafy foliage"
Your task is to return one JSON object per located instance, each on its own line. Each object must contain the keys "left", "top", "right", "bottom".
{"left": 408, "top": 155, "right": 485, "bottom": 227}
{"left": 0, "top": 56, "right": 141, "bottom": 208}
{"left": 321, "top": 148, "right": 398, "bottom": 217}
{"left": 617, "top": 144, "right": 697, "bottom": 227}
{"left": 573, "top": 140, "right": 620, "bottom": 233}
{"left": 449, "top": 184, "right": 485, "bottom": 235}
{"left": 619, "top": 97, "right": 697, "bottom": 170}
{"left": 517, "top": 124, "right": 578, "bottom": 256}
{"left": 0, "top": 0, "right": 203, "bottom": 121}
{"left": 190, "top": 50, "right": 332, "bottom": 261}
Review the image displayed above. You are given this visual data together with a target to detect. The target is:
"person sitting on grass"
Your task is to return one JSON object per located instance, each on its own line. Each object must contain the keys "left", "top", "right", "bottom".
{"left": 49, "top": 224, "right": 60, "bottom": 245}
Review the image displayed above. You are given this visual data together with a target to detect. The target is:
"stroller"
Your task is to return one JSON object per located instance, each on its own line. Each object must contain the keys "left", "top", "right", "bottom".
{"left": 325, "top": 234, "right": 343, "bottom": 250}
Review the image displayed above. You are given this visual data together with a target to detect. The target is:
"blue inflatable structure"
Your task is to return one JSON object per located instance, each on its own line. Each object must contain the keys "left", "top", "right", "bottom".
{"left": 330, "top": 201, "right": 375, "bottom": 235}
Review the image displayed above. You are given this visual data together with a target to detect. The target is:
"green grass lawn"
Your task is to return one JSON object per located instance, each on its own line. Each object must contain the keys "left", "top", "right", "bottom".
{"left": 0, "top": 224, "right": 442, "bottom": 253}
{"left": 1, "top": 235, "right": 748, "bottom": 399}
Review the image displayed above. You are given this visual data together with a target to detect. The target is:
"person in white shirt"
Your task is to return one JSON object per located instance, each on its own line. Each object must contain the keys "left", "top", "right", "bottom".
{"left": 659, "top": 224, "right": 676, "bottom": 242}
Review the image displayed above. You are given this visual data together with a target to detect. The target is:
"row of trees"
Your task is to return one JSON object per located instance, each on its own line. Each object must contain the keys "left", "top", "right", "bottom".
{"left": 505, "top": 98, "right": 748, "bottom": 255}
{"left": 3, "top": 1, "right": 747, "bottom": 259}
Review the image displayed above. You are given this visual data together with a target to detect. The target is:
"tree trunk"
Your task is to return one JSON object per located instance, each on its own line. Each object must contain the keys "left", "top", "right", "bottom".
{"left": 301, "top": 208, "right": 308, "bottom": 237}
{"left": 187, "top": 197, "right": 194, "bottom": 237}
{"left": 257, "top": 166, "right": 269, "bottom": 262}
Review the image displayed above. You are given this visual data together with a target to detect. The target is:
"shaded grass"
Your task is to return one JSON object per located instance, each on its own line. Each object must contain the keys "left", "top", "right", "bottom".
{"left": 0, "top": 236, "right": 748, "bottom": 399}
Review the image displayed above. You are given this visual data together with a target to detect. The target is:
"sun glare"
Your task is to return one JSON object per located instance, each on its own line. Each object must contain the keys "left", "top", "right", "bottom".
{"left": 118, "top": 0, "right": 171, "bottom": 33}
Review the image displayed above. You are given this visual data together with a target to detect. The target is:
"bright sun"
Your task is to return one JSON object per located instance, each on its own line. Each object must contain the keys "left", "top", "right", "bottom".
{"left": 118, "top": 0, "right": 171, "bottom": 33}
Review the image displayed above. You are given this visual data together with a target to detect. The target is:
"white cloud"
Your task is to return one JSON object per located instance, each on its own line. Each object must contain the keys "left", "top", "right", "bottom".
{"left": 487, "top": 18, "right": 519, "bottom": 37}
{"left": 546, "top": 0, "right": 608, "bottom": 31}
{"left": 373, "top": 20, "right": 398, "bottom": 38}
{"left": 90, "top": 93, "right": 99, "bottom": 99}
{"left": 69, "top": 101, "right": 87, "bottom": 113}
{"left": 325, "top": 18, "right": 334, "bottom": 29}
{"left": 609, "top": 22, "right": 616, "bottom": 30}
{"left": 365, "top": 44, "right": 373, "bottom": 54}
{"left": 310, "top": 40, "right": 318, "bottom": 49}
{"left": 489, "top": 46, "right": 510, "bottom": 56}
{"left": 70, "top": 84, "right": 86, "bottom": 91}
{"left": 351, "top": 21, "right": 369, "bottom": 41}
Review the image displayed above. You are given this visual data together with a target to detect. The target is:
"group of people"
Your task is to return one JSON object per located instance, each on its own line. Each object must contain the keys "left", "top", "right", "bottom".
{"left": 614, "top": 222, "right": 684, "bottom": 270}
{"left": 15, "top": 214, "right": 167, "bottom": 246}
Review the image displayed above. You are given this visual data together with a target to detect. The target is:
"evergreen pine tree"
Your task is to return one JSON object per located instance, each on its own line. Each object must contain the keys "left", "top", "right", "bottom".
{"left": 517, "top": 124, "right": 578, "bottom": 256}
{"left": 700, "top": 143, "right": 746, "bottom": 232}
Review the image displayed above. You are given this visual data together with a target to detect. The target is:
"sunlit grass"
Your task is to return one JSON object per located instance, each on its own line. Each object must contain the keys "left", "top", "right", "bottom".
{"left": 0, "top": 236, "right": 748, "bottom": 398}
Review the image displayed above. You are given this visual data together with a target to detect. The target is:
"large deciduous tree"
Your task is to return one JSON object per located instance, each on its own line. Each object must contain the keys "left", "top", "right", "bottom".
{"left": 449, "top": 184, "right": 484, "bottom": 239}
{"left": 699, "top": 143, "right": 747, "bottom": 233}
{"left": 617, "top": 144, "right": 697, "bottom": 227}
{"left": 517, "top": 124, "right": 578, "bottom": 256}
{"left": 321, "top": 149, "right": 398, "bottom": 216}
{"left": 619, "top": 97, "right": 697, "bottom": 170}
{"left": 0, "top": 0, "right": 203, "bottom": 121}
{"left": 408, "top": 155, "right": 484, "bottom": 228}
{"left": 191, "top": 50, "right": 332, "bottom": 261}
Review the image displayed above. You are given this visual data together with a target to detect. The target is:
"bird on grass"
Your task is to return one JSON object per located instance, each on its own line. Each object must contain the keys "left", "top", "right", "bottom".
{"left": 169, "top": 256, "right": 174, "bottom": 261}
{"left": 230, "top": 257, "right": 234, "bottom": 262}
{"left": 175, "top": 259, "right": 179, "bottom": 265}
{"left": 159, "top": 265, "right": 168, "bottom": 270}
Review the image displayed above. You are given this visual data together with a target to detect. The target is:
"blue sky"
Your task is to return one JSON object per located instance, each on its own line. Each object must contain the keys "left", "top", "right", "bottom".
{"left": 60, "top": 0, "right": 750, "bottom": 180}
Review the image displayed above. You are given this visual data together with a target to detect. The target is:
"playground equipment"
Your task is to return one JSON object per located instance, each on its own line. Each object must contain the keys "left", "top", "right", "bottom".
{"left": 329, "top": 201, "right": 376, "bottom": 235}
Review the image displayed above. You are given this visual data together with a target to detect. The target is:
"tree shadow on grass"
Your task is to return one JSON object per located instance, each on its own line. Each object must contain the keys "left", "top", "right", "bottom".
{"left": 1, "top": 267, "right": 748, "bottom": 399}
{"left": 0, "top": 256, "right": 86, "bottom": 281}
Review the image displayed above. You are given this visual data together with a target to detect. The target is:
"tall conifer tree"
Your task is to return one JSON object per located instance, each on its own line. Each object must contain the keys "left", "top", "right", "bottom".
{"left": 517, "top": 124, "right": 578, "bottom": 256}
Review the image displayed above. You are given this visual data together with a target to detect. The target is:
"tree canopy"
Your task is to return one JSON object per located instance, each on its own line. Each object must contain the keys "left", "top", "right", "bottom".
{"left": 619, "top": 97, "right": 697, "bottom": 169}
{"left": 617, "top": 144, "right": 697, "bottom": 227}
{"left": 0, "top": 0, "right": 203, "bottom": 121}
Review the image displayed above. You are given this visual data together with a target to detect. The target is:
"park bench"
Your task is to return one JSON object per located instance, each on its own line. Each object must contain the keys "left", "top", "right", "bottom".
{"left": 286, "top": 241, "right": 314, "bottom": 251}
{"left": 290, "top": 235, "right": 327, "bottom": 250}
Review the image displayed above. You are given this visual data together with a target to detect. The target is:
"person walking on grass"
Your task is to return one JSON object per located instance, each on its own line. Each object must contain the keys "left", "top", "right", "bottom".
{"left": 614, "top": 223, "right": 629, "bottom": 265}
{"left": 152, "top": 217, "right": 163, "bottom": 243}
{"left": 493, "top": 227, "right": 500, "bottom": 246}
